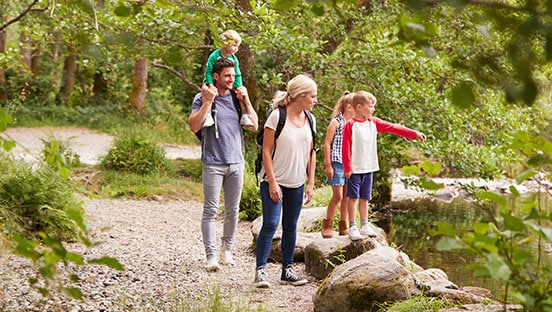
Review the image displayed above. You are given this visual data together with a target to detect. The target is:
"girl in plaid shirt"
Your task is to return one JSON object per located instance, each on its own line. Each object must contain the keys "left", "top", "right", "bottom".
{"left": 321, "top": 91, "right": 355, "bottom": 238}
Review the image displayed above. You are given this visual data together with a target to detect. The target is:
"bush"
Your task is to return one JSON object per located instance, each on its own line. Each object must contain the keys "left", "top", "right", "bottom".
{"left": 0, "top": 155, "right": 84, "bottom": 241}
{"left": 239, "top": 164, "right": 262, "bottom": 221}
{"left": 100, "top": 135, "right": 170, "bottom": 175}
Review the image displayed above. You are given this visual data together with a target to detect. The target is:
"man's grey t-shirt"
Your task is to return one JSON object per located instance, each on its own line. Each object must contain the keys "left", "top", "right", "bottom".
{"left": 192, "top": 92, "right": 243, "bottom": 165}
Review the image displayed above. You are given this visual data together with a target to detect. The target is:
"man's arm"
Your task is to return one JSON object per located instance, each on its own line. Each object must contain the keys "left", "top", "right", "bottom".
{"left": 188, "top": 85, "right": 217, "bottom": 133}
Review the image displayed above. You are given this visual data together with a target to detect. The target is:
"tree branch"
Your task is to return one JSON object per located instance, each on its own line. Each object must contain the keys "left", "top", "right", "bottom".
{"left": 0, "top": 0, "right": 41, "bottom": 32}
{"left": 151, "top": 61, "right": 201, "bottom": 92}
{"left": 142, "top": 37, "right": 212, "bottom": 50}
{"left": 420, "top": 0, "right": 527, "bottom": 12}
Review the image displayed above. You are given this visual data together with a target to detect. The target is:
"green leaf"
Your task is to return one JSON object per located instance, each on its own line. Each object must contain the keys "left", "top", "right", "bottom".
{"left": 527, "top": 155, "right": 552, "bottom": 166}
{"left": 470, "top": 264, "right": 490, "bottom": 278}
{"left": 515, "top": 170, "right": 537, "bottom": 184}
{"left": 473, "top": 222, "right": 490, "bottom": 235}
{"left": 436, "top": 237, "right": 464, "bottom": 251}
{"left": 503, "top": 214, "right": 525, "bottom": 232}
{"left": 475, "top": 191, "right": 507, "bottom": 206}
{"left": 65, "top": 252, "right": 85, "bottom": 265}
{"left": 66, "top": 208, "right": 89, "bottom": 234}
{"left": 485, "top": 254, "right": 511, "bottom": 280}
{"left": 3, "top": 140, "right": 15, "bottom": 151}
{"left": 65, "top": 287, "right": 83, "bottom": 299}
{"left": 88, "top": 257, "right": 125, "bottom": 271}
{"left": 419, "top": 177, "right": 444, "bottom": 190}
{"left": 401, "top": 164, "right": 421, "bottom": 175}
{"left": 434, "top": 222, "right": 458, "bottom": 236}
{"left": 420, "top": 160, "right": 441, "bottom": 176}
{"left": 12, "top": 235, "right": 40, "bottom": 261}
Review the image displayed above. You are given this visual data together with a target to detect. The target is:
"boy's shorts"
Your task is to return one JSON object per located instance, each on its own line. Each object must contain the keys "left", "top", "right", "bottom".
{"left": 326, "top": 162, "right": 347, "bottom": 186}
{"left": 346, "top": 172, "right": 374, "bottom": 200}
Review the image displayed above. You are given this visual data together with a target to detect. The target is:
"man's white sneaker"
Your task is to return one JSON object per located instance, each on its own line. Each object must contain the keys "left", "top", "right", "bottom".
{"left": 360, "top": 223, "right": 377, "bottom": 238}
{"left": 205, "top": 257, "right": 220, "bottom": 272}
{"left": 349, "top": 225, "right": 363, "bottom": 241}
{"left": 240, "top": 114, "right": 254, "bottom": 126}
{"left": 221, "top": 250, "right": 235, "bottom": 266}
{"left": 203, "top": 113, "right": 215, "bottom": 128}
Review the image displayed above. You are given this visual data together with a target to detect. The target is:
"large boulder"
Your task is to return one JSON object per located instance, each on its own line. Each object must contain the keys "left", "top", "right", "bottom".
{"left": 313, "top": 246, "right": 497, "bottom": 312}
{"left": 313, "top": 246, "right": 425, "bottom": 312}
{"left": 304, "top": 225, "right": 391, "bottom": 279}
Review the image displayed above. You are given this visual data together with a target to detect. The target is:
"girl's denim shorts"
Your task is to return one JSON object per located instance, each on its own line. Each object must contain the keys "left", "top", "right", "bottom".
{"left": 326, "top": 161, "right": 347, "bottom": 186}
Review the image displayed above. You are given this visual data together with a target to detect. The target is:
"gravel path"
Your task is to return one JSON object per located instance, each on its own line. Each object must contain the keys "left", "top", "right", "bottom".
{"left": 0, "top": 198, "right": 319, "bottom": 311}
{"left": 0, "top": 127, "right": 318, "bottom": 311}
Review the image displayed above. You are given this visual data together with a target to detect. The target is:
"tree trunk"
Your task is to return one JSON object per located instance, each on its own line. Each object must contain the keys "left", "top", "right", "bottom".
{"left": 129, "top": 58, "right": 148, "bottom": 116}
{"left": 19, "top": 33, "right": 32, "bottom": 74}
{"left": 236, "top": 43, "right": 258, "bottom": 108}
{"left": 233, "top": 0, "right": 258, "bottom": 109}
{"left": 93, "top": 70, "right": 108, "bottom": 97}
{"left": 0, "top": 17, "right": 7, "bottom": 104}
{"left": 60, "top": 45, "right": 77, "bottom": 103}
{"left": 31, "top": 47, "right": 41, "bottom": 80}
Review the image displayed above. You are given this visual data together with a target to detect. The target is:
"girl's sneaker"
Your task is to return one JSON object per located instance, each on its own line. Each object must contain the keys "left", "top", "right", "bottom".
{"left": 280, "top": 265, "right": 307, "bottom": 286}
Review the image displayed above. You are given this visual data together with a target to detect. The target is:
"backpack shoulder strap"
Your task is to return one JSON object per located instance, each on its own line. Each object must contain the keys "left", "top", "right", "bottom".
{"left": 275, "top": 106, "right": 286, "bottom": 140}
{"left": 230, "top": 90, "right": 242, "bottom": 118}
{"left": 304, "top": 110, "right": 317, "bottom": 149}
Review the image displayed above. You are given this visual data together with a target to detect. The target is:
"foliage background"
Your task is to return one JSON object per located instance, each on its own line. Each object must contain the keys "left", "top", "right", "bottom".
{"left": 0, "top": 0, "right": 550, "bottom": 203}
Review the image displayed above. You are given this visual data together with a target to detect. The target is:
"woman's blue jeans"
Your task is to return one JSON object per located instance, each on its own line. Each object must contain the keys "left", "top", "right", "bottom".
{"left": 256, "top": 181, "right": 304, "bottom": 269}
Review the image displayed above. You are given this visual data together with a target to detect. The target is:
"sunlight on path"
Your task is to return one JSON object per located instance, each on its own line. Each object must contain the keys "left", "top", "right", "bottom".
{"left": 1, "top": 127, "right": 201, "bottom": 165}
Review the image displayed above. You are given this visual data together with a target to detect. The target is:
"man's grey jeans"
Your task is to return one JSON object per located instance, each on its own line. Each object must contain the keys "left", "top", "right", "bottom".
{"left": 201, "top": 162, "right": 244, "bottom": 260}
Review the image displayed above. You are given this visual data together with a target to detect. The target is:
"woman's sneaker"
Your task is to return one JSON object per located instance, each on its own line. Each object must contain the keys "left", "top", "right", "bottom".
{"left": 253, "top": 267, "right": 270, "bottom": 288}
{"left": 280, "top": 265, "right": 307, "bottom": 286}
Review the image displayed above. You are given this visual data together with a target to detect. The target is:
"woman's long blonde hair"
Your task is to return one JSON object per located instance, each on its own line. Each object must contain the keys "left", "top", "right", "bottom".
{"left": 271, "top": 74, "right": 317, "bottom": 109}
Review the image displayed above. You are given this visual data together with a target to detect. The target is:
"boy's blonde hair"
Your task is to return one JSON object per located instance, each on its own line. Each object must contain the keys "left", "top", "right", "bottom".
{"left": 222, "top": 30, "right": 242, "bottom": 46}
{"left": 332, "top": 91, "right": 354, "bottom": 117}
{"left": 272, "top": 74, "right": 317, "bottom": 109}
{"left": 353, "top": 91, "right": 377, "bottom": 107}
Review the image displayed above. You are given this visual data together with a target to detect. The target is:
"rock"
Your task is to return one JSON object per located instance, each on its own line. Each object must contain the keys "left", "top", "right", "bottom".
{"left": 313, "top": 246, "right": 498, "bottom": 312}
{"left": 304, "top": 230, "right": 390, "bottom": 279}
{"left": 313, "top": 246, "right": 423, "bottom": 312}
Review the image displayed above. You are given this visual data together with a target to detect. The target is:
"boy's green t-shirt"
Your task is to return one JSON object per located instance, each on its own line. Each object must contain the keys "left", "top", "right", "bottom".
{"left": 205, "top": 48, "right": 243, "bottom": 88}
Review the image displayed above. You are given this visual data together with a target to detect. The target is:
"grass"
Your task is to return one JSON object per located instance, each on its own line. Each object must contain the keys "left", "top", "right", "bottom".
{"left": 10, "top": 102, "right": 198, "bottom": 146}
{"left": 377, "top": 295, "right": 455, "bottom": 311}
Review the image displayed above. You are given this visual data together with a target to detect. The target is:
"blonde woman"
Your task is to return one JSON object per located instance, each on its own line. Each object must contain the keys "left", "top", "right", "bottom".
{"left": 254, "top": 74, "right": 318, "bottom": 288}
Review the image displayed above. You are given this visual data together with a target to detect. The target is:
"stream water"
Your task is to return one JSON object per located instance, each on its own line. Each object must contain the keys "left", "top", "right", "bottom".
{"left": 378, "top": 194, "right": 551, "bottom": 297}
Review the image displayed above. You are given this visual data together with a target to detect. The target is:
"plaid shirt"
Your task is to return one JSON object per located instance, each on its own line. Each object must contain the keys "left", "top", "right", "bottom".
{"left": 330, "top": 113, "right": 346, "bottom": 163}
